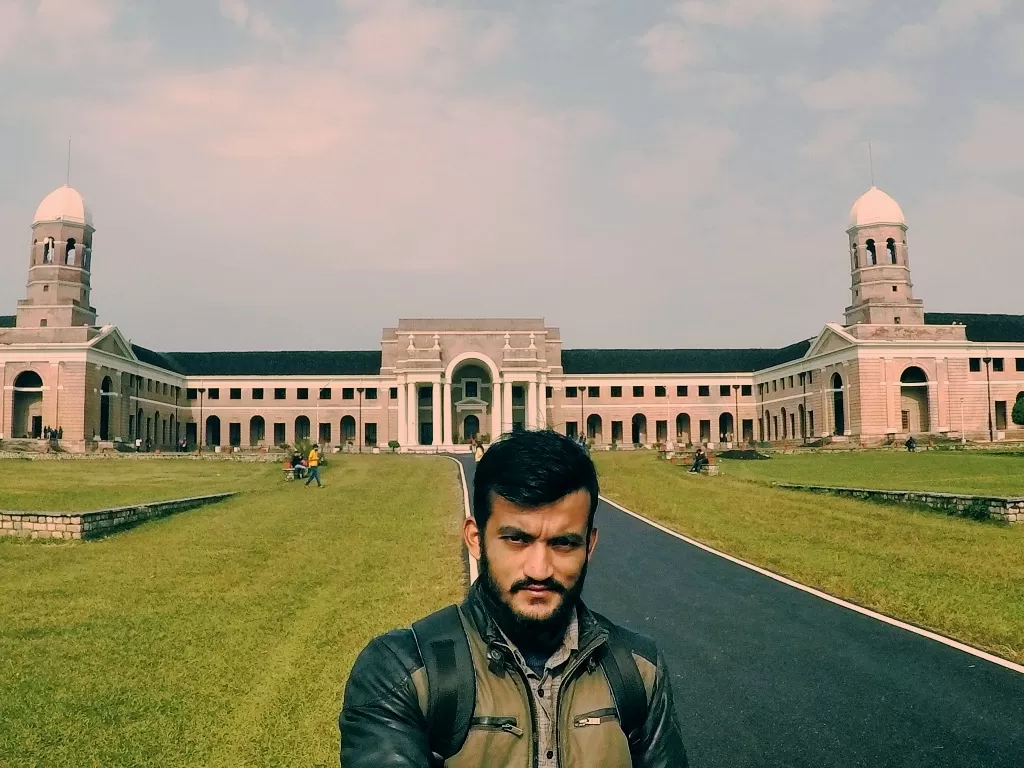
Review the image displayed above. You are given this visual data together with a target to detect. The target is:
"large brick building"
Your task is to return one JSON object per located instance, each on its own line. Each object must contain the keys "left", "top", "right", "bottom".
{"left": 3, "top": 184, "right": 1023, "bottom": 452}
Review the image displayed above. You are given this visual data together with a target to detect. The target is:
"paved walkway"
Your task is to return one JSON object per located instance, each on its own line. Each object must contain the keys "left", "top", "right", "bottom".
{"left": 456, "top": 456, "right": 1024, "bottom": 767}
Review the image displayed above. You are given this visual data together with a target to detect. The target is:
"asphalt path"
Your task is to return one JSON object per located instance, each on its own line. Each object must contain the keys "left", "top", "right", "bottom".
{"left": 456, "top": 455, "right": 1024, "bottom": 767}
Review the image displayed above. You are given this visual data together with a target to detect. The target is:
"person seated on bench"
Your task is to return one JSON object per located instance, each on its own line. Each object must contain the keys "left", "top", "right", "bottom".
{"left": 689, "top": 447, "right": 709, "bottom": 473}
{"left": 291, "top": 451, "right": 306, "bottom": 479}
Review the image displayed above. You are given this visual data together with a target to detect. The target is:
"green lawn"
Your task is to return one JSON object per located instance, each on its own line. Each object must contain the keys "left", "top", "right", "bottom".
{"left": 720, "top": 450, "right": 1024, "bottom": 497}
{"left": 0, "top": 457, "right": 466, "bottom": 768}
{"left": 594, "top": 452, "right": 1024, "bottom": 665}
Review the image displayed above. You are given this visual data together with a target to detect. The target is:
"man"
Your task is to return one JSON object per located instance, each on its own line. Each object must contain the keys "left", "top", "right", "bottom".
{"left": 340, "top": 429, "right": 687, "bottom": 767}
{"left": 305, "top": 444, "right": 322, "bottom": 488}
{"left": 688, "top": 447, "right": 708, "bottom": 473}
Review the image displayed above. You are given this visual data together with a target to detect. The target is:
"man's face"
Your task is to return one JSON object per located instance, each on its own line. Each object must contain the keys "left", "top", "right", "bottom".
{"left": 465, "top": 490, "right": 597, "bottom": 631}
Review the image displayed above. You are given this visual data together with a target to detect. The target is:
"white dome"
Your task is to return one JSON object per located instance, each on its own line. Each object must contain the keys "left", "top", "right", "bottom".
{"left": 848, "top": 186, "right": 904, "bottom": 228}
{"left": 33, "top": 185, "right": 93, "bottom": 228}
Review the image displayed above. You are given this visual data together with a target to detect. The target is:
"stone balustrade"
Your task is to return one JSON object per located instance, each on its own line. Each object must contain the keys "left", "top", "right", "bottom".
{"left": 776, "top": 484, "right": 1021, "bottom": 524}
{"left": 0, "top": 493, "right": 236, "bottom": 541}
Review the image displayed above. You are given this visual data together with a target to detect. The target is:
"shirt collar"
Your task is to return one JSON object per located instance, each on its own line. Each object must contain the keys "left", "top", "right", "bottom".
{"left": 497, "top": 606, "right": 580, "bottom": 677}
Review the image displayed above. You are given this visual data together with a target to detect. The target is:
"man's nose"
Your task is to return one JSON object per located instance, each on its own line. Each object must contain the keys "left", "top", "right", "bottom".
{"left": 522, "top": 543, "right": 555, "bottom": 581}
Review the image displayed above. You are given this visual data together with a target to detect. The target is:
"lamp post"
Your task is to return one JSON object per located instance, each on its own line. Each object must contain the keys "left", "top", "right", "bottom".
{"left": 800, "top": 372, "right": 808, "bottom": 444}
{"left": 982, "top": 356, "right": 994, "bottom": 441}
{"left": 580, "top": 384, "right": 585, "bottom": 441}
{"left": 357, "top": 387, "right": 364, "bottom": 453}
{"left": 732, "top": 384, "right": 740, "bottom": 447}
{"left": 197, "top": 387, "right": 206, "bottom": 454}
{"left": 959, "top": 397, "right": 965, "bottom": 445}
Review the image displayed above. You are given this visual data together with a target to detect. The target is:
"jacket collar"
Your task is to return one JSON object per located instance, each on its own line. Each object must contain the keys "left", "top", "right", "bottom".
{"left": 461, "top": 578, "right": 608, "bottom": 660}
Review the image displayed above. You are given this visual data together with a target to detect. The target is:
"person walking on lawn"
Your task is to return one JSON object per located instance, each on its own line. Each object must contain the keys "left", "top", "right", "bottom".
{"left": 339, "top": 428, "right": 687, "bottom": 767}
{"left": 305, "top": 444, "right": 323, "bottom": 488}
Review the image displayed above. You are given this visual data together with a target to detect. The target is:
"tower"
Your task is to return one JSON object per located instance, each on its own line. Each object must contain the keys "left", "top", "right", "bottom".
{"left": 16, "top": 185, "right": 97, "bottom": 329}
{"left": 843, "top": 186, "right": 923, "bottom": 328}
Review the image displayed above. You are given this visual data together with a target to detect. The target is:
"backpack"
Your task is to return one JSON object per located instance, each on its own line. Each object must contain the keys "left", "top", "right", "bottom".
{"left": 412, "top": 605, "right": 648, "bottom": 762}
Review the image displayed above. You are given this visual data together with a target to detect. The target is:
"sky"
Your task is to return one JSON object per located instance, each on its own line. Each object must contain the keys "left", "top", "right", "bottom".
{"left": 1, "top": 0, "right": 1022, "bottom": 353}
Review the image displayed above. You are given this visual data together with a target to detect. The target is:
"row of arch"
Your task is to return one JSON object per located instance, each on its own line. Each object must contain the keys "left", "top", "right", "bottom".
{"left": 852, "top": 237, "right": 902, "bottom": 269}
{"left": 577, "top": 412, "right": 748, "bottom": 445}
{"left": 37, "top": 237, "right": 89, "bottom": 268}
{"left": 202, "top": 415, "right": 360, "bottom": 446}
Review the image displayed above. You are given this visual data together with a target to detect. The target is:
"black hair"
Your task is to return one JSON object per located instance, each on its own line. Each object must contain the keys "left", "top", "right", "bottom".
{"left": 472, "top": 429, "right": 599, "bottom": 533}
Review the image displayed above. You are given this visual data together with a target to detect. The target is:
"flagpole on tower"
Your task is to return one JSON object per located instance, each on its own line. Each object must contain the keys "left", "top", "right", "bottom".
{"left": 868, "top": 140, "right": 875, "bottom": 187}
{"left": 66, "top": 138, "right": 72, "bottom": 186}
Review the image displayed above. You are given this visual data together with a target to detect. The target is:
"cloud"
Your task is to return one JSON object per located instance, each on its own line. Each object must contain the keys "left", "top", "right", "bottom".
{"left": 674, "top": 0, "right": 841, "bottom": 28}
{"left": 637, "top": 22, "right": 704, "bottom": 78}
{"left": 1000, "top": 24, "right": 1024, "bottom": 73}
{"left": 219, "top": 0, "right": 289, "bottom": 44}
{"left": 800, "top": 69, "right": 921, "bottom": 111}
{"left": 953, "top": 103, "right": 1024, "bottom": 177}
{"left": 887, "top": 0, "right": 1006, "bottom": 57}
{"left": 0, "top": 0, "right": 28, "bottom": 59}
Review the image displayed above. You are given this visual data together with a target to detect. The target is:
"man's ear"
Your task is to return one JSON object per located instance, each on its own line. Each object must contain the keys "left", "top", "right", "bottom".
{"left": 464, "top": 516, "right": 482, "bottom": 560}
{"left": 587, "top": 526, "right": 599, "bottom": 559}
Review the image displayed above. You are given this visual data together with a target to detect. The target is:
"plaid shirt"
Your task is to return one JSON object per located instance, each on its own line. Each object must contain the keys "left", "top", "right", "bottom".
{"left": 497, "top": 610, "right": 580, "bottom": 768}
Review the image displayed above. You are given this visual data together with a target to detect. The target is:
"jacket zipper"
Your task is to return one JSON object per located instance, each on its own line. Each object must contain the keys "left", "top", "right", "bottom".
{"left": 470, "top": 716, "right": 524, "bottom": 737}
{"left": 554, "top": 635, "right": 607, "bottom": 768}
{"left": 573, "top": 707, "right": 619, "bottom": 727}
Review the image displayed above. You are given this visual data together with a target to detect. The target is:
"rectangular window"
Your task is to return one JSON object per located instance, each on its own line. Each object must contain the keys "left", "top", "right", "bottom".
{"left": 297, "top": 388, "right": 309, "bottom": 400}
{"left": 741, "top": 385, "right": 752, "bottom": 397}
{"left": 719, "top": 385, "right": 730, "bottom": 397}
{"left": 611, "top": 386, "right": 622, "bottom": 398}
{"left": 699, "top": 419, "right": 711, "bottom": 443}
{"left": 343, "top": 388, "right": 355, "bottom": 400}
{"left": 566, "top": 386, "right": 578, "bottom": 398}
{"left": 588, "top": 386, "right": 600, "bottom": 398}
{"left": 772, "top": 380, "right": 777, "bottom": 392}
{"left": 274, "top": 388, "right": 286, "bottom": 400}
{"left": 788, "top": 376, "right": 794, "bottom": 388}
{"left": 465, "top": 381, "right": 479, "bottom": 398}
{"left": 186, "top": 388, "right": 197, "bottom": 400}
{"left": 993, "top": 358, "right": 1005, "bottom": 372}
{"left": 901, "top": 410, "right": 910, "bottom": 431}
{"left": 229, "top": 423, "right": 241, "bottom": 447}
{"left": 366, "top": 388, "right": 378, "bottom": 400}
{"left": 808, "top": 411, "right": 814, "bottom": 435}
{"left": 566, "top": 421, "right": 579, "bottom": 438}
{"left": 676, "top": 385, "right": 688, "bottom": 397}
{"left": 365, "top": 423, "right": 378, "bottom": 447}
{"left": 632, "top": 386, "right": 644, "bottom": 397}
{"left": 274, "top": 422, "right": 286, "bottom": 445}
{"left": 996, "top": 401, "right": 1008, "bottom": 430}
{"left": 390, "top": 387, "right": 399, "bottom": 399}
{"left": 252, "top": 388, "right": 264, "bottom": 400}
{"left": 546, "top": 386, "right": 553, "bottom": 398}
{"left": 319, "top": 423, "right": 332, "bottom": 444}
{"left": 320, "top": 387, "right": 332, "bottom": 400}
{"left": 698, "top": 385, "right": 710, "bottom": 397}
{"left": 655, "top": 386, "right": 666, "bottom": 397}
{"left": 969, "top": 358, "right": 981, "bottom": 372}
{"left": 1016, "top": 358, "right": 1024, "bottom": 372}
{"left": 208, "top": 388, "right": 220, "bottom": 400}
{"left": 230, "top": 388, "right": 242, "bottom": 400}
{"left": 807, "top": 371, "right": 813, "bottom": 385}
{"left": 611, "top": 421, "right": 623, "bottom": 443}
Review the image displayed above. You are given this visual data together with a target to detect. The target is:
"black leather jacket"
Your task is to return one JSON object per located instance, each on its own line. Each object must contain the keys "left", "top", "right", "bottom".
{"left": 340, "top": 582, "right": 688, "bottom": 767}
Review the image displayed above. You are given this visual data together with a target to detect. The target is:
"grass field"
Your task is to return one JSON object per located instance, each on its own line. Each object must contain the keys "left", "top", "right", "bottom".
{"left": 594, "top": 452, "right": 1024, "bottom": 665}
{"left": 720, "top": 450, "right": 1024, "bottom": 497}
{"left": 0, "top": 457, "right": 466, "bottom": 768}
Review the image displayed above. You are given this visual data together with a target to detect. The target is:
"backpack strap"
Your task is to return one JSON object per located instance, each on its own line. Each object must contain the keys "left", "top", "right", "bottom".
{"left": 412, "top": 605, "right": 476, "bottom": 761}
{"left": 600, "top": 628, "right": 649, "bottom": 750}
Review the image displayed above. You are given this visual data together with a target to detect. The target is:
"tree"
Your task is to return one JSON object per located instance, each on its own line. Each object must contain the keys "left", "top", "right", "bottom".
{"left": 1012, "top": 395, "right": 1024, "bottom": 427}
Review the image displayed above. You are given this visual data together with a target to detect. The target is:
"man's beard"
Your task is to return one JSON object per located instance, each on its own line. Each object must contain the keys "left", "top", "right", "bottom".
{"left": 477, "top": 544, "right": 589, "bottom": 654}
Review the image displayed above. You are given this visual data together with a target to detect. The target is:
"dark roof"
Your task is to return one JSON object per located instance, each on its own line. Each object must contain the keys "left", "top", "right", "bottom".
{"left": 135, "top": 349, "right": 383, "bottom": 377}
{"left": 925, "top": 313, "right": 1024, "bottom": 343}
{"left": 0, "top": 315, "right": 15, "bottom": 328}
{"left": 562, "top": 339, "right": 811, "bottom": 375}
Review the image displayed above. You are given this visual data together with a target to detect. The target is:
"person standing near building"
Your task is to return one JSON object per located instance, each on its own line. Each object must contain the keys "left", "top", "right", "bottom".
{"left": 305, "top": 444, "right": 323, "bottom": 488}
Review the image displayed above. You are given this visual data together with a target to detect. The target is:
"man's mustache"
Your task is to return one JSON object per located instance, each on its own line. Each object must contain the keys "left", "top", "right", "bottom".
{"left": 511, "top": 578, "right": 566, "bottom": 594}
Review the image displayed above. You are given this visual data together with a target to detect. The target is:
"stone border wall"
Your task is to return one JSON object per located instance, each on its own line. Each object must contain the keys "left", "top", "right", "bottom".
{"left": 776, "top": 484, "right": 1021, "bottom": 524}
{"left": 0, "top": 493, "right": 236, "bottom": 541}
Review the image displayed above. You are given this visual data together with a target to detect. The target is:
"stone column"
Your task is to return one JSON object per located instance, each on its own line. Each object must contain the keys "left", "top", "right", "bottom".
{"left": 526, "top": 378, "right": 538, "bottom": 429}
{"left": 927, "top": 381, "right": 939, "bottom": 433}
{"left": 490, "top": 379, "right": 502, "bottom": 440}
{"left": 503, "top": 379, "right": 514, "bottom": 433}
{"left": 407, "top": 382, "right": 418, "bottom": 446}
{"left": 397, "top": 380, "right": 407, "bottom": 447}
{"left": 431, "top": 381, "right": 441, "bottom": 446}
{"left": 442, "top": 381, "right": 452, "bottom": 446}
{"left": 536, "top": 376, "right": 547, "bottom": 429}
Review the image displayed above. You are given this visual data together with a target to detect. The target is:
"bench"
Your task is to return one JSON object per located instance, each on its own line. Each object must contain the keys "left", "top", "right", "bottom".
{"left": 283, "top": 467, "right": 296, "bottom": 480}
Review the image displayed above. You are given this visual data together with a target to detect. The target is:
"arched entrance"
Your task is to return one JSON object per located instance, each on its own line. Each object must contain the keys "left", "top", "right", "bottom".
{"left": 798, "top": 404, "right": 806, "bottom": 439}
{"left": 780, "top": 408, "right": 788, "bottom": 439}
{"left": 675, "top": 413, "right": 691, "bottom": 445}
{"left": 899, "top": 366, "right": 930, "bottom": 434}
{"left": 719, "top": 412, "right": 734, "bottom": 443}
{"left": 153, "top": 411, "right": 161, "bottom": 446}
{"left": 99, "top": 376, "right": 113, "bottom": 441}
{"left": 831, "top": 373, "right": 845, "bottom": 436}
{"left": 341, "top": 415, "right": 356, "bottom": 445}
{"left": 205, "top": 415, "right": 221, "bottom": 447}
{"left": 463, "top": 414, "right": 480, "bottom": 442}
{"left": 451, "top": 361, "right": 493, "bottom": 443}
{"left": 295, "top": 416, "right": 311, "bottom": 443}
{"left": 249, "top": 416, "right": 265, "bottom": 446}
{"left": 587, "top": 414, "right": 603, "bottom": 443}
{"left": 12, "top": 370, "right": 44, "bottom": 438}
{"left": 631, "top": 414, "right": 647, "bottom": 445}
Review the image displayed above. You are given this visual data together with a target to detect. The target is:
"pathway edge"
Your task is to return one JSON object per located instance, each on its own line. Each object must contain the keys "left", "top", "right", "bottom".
{"left": 445, "top": 456, "right": 478, "bottom": 584}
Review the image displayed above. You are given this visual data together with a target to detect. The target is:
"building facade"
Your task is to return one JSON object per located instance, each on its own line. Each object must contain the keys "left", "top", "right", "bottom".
{"left": 3, "top": 184, "right": 1024, "bottom": 452}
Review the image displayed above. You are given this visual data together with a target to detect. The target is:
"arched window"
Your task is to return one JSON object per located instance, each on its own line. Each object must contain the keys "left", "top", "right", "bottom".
{"left": 295, "top": 416, "right": 311, "bottom": 442}
{"left": 851, "top": 242, "right": 858, "bottom": 270}
{"left": 887, "top": 238, "right": 897, "bottom": 264}
{"left": 866, "top": 239, "right": 877, "bottom": 266}
{"left": 43, "top": 237, "right": 55, "bottom": 264}
{"left": 66, "top": 238, "right": 77, "bottom": 266}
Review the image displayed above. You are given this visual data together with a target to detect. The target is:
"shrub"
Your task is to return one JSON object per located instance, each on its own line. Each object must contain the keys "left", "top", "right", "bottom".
{"left": 1012, "top": 397, "right": 1024, "bottom": 427}
{"left": 387, "top": 440, "right": 400, "bottom": 453}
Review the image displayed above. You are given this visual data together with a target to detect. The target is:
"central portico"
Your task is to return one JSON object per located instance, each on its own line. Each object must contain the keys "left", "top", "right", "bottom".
{"left": 382, "top": 318, "right": 562, "bottom": 448}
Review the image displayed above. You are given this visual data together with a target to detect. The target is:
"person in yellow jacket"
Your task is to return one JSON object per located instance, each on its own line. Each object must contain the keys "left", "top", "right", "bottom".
{"left": 304, "top": 445, "right": 323, "bottom": 488}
